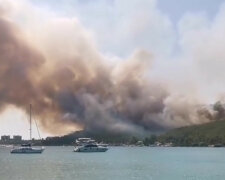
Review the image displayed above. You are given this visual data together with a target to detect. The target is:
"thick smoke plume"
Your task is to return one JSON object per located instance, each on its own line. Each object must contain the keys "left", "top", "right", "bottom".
{"left": 0, "top": 6, "right": 224, "bottom": 136}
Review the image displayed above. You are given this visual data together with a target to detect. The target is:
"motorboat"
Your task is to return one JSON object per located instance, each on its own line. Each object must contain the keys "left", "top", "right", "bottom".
{"left": 11, "top": 104, "right": 45, "bottom": 154}
{"left": 74, "top": 143, "right": 108, "bottom": 152}
{"left": 74, "top": 137, "right": 108, "bottom": 152}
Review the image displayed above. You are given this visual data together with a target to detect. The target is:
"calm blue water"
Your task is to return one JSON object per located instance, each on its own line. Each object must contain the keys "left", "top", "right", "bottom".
{"left": 0, "top": 146, "right": 225, "bottom": 180}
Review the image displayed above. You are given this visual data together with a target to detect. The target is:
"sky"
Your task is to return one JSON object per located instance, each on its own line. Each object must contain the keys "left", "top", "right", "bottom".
{"left": 0, "top": 0, "right": 225, "bottom": 139}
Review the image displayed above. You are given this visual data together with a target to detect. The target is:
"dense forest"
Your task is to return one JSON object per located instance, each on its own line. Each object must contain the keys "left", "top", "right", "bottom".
{"left": 158, "top": 120, "right": 225, "bottom": 146}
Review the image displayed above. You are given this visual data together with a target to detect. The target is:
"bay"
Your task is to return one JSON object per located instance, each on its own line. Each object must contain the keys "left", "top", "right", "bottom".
{"left": 0, "top": 146, "right": 225, "bottom": 180}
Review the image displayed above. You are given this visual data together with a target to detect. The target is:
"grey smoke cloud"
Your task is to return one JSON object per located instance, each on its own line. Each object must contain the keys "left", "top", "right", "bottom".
{"left": 0, "top": 3, "right": 224, "bottom": 136}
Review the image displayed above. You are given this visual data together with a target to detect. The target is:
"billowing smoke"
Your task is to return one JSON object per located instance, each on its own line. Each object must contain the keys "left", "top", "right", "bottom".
{"left": 0, "top": 3, "right": 224, "bottom": 136}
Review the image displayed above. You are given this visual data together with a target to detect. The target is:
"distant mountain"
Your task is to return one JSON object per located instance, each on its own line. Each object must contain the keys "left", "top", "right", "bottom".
{"left": 159, "top": 120, "right": 225, "bottom": 146}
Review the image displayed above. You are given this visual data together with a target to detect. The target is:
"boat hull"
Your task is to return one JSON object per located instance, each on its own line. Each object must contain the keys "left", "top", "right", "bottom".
{"left": 74, "top": 146, "right": 108, "bottom": 152}
{"left": 11, "top": 148, "right": 44, "bottom": 154}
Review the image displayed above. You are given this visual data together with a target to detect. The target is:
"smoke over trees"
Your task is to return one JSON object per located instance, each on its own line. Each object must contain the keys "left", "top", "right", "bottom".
{"left": 0, "top": 2, "right": 225, "bottom": 136}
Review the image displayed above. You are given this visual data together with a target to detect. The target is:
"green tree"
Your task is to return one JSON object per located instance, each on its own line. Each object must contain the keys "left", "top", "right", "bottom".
{"left": 143, "top": 135, "right": 157, "bottom": 146}
{"left": 129, "top": 136, "right": 138, "bottom": 145}
{"left": 149, "top": 135, "right": 157, "bottom": 144}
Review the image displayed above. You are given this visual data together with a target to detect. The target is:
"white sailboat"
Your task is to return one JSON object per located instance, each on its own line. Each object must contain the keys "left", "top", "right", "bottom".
{"left": 11, "top": 104, "right": 44, "bottom": 154}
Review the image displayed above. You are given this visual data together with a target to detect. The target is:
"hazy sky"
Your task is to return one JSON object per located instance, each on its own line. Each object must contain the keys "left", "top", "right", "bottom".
{"left": 30, "top": 0, "right": 224, "bottom": 56}
{"left": 158, "top": 0, "right": 224, "bottom": 21}
{"left": 0, "top": 0, "right": 225, "bottom": 139}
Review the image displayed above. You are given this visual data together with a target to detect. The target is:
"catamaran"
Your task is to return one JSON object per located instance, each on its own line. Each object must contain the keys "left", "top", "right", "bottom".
{"left": 11, "top": 104, "right": 44, "bottom": 154}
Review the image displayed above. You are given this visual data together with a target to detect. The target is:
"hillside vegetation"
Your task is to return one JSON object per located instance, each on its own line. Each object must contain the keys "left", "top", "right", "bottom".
{"left": 159, "top": 120, "right": 225, "bottom": 146}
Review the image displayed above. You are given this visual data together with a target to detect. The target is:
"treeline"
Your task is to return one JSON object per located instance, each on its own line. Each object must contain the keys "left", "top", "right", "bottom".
{"left": 40, "top": 130, "right": 159, "bottom": 146}
{"left": 158, "top": 120, "right": 225, "bottom": 147}
{"left": 128, "top": 135, "right": 157, "bottom": 146}
{"left": 41, "top": 131, "right": 141, "bottom": 146}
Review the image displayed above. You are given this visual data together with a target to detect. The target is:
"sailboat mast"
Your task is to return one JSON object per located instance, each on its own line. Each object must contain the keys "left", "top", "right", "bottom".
{"left": 30, "top": 104, "right": 32, "bottom": 141}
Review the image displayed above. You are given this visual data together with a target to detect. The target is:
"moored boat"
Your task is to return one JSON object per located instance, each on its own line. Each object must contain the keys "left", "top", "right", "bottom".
{"left": 10, "top": 104, "right": 45, "bottom": 154}
{"left": 11, "top": 144, "right": 44, "bottom": 154}
{"left": 74, "top": 143, "right": 108, "bottom": 152}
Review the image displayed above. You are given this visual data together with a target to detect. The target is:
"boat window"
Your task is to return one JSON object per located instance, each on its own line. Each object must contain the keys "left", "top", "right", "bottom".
{"left": 85, "top": 144, "right": 97, "bottom": 147}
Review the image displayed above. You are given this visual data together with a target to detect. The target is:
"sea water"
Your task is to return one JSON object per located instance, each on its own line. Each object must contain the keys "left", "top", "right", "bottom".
{"left": 0, "top": 146, "right": 225, "bottom": 180}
